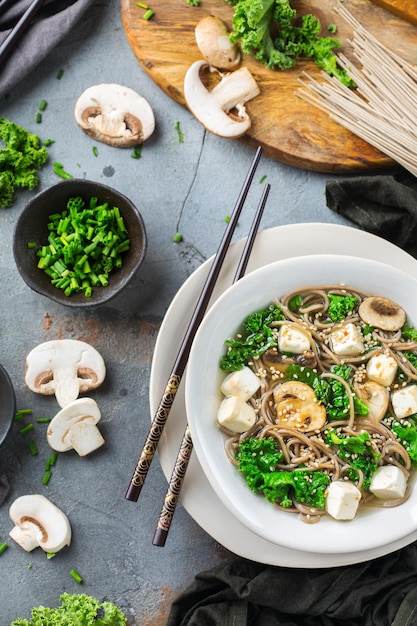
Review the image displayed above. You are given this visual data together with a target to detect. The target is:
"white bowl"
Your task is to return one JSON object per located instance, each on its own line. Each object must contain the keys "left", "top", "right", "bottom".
{"left": 185, "top": 254, "right": 417, "bottom": 554}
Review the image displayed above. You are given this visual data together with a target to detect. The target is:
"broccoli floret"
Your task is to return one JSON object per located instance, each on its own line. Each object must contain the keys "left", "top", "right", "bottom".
{"left": 0, "top": 118, "right": 48, "bottom": 208}
{"left": 10, "top": 593, "right": 127, "bottom": 626}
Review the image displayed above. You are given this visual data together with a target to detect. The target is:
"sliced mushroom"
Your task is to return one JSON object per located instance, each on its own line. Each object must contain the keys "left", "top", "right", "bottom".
{"left": 25, "top": 339, "right": 106, "bottom": 408}
{"left": 9, "top": 494, "right": 71, "bottom": 553}
{"left": 183, "top": 60, "right": 260, "bottom": 138}
{"left": 74, "top": 83, "right": 155, "bottom": 147}
{"left": 262, "top": 349, "right": 317, "bottom": 373}
{"left": 354, "top": 380, "right": 389, "bottom": 421}
{"left": 274, "top": 381, "right": 326, "bottom": 432}
{"left": 195, "top": 16, "right": 241, "bottom": 70}
{"left": 47, "top": 398, "right": 104, "bottom": 456}
{"left": 358, "top": 297, "right": 406, "bottom": 331}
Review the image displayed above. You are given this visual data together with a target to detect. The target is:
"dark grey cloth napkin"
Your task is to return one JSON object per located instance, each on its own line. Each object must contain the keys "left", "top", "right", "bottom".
{"left": 0, "top": 0, "right": 94, "bottom": 96}
{"left": 166, "top": 544, "right": 417, "bottom": 626}
{"left": 325, "top": 169, "right": 417, "bottom": 259}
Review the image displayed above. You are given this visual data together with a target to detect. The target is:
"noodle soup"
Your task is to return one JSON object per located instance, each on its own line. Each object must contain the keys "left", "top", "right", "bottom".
{"left": 217, "top": 285, "right": 417, "bottom": 524}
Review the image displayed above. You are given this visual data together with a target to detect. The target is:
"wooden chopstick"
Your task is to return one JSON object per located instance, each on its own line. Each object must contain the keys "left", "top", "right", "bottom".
{"left": 152, "top": 182, "right": 271, "bottom": 547}
{"left": 0, "top": 0, "right": 47, "bottom": 65}
{"left": 125, "top": 146, "right": 263, "bottom": 502}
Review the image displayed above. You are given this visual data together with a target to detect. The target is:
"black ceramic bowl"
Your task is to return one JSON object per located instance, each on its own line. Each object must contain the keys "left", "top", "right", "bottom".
{"left": 13, "top": 179, "right": 147, "bottom": 307}
{"left": 0, "top": 364, "right": 16, "bottom": 448}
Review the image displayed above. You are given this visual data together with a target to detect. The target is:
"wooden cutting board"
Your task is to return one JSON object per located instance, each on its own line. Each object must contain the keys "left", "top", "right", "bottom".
{"left": 121, "top": 0, "right": 417, "bottom": 173}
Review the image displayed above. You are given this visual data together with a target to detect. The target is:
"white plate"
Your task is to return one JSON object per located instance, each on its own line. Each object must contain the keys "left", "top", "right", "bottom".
{"left": 150, "top": 223, "right": 417, "bottom": 567}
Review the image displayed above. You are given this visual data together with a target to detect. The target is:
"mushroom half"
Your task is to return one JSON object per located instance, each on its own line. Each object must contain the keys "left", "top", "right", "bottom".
{"left": 195, "top": 15, "right": 241, "bottom": 70}
{"left": 74, "top": 83, "right": 155, "bottom": 147}
{"left": 184, "top": 61, "right": 260, "bottom": 138}
{"left": 25, "top": 339, "right": 106, "bottom": 409}
{"left": 9, "top": 494, "right": 71, "bottom": 553}
{"left": 47, "top": 397, "right": 104, "bottom": 457}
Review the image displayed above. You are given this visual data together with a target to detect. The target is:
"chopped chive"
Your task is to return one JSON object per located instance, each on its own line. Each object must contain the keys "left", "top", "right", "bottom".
{"left": 45, "top": 452, "right": 58, "bottom": 470}
{"left": 42, "top": 470, "right": 52, "bottom": 485}
{"left": 27, "top": 241, "right": 37, "bottom": 249}
{"left": 143, "top": 8, "right": 154, "bottom": 19}
{"left": 136, "top": 1, "right": 149, "bottom": 6}
{"left": 38, "top": 100, "right": 47, "bottom": 111}
{"left": 43, "top": 139, "right": 55, "bottom": 146}
{"left": 70, "top": 569, "right": 83, "bottom": 584}
{"left": 46, "top": 552, "right": 56, "bottom": 559}
{"left": 259, "top": 175, "right": 267, "bottom": 183}
{"left": 53, "top": 161, "right": 73, "bottom": 180}
{"left": 36, "top": 417, "right": 51, "bottom": 423}
{"left": 174, "top": 121, "right": 184, "bottom": 143}
{"left": 35, "top": 112, "right": 42, "bottom": 124}
{"left": 225, "top": 215, "right": 231, "bottom": 223}
{"left": 131, "top": 145, "right": 142, "bottom": 159}
{"left": 56, "top": 69, "right": 64, "bottom": 80}
{"left": 15, "top": 409, "right": 32, "bottom": 421}
{"left": 27, "top": 440, "right": 38, "bottom": 456}
{"left": 173, "top": 232, "right": 183, "bottom": 243}
{"left": 19, "top": 423, "right": 34, "bottom": 435}
{"left": 0, "top": 543, "right": 8, "bottom": 555}
{"left": 92, "top": 146, "right": 99, "bottom": 157}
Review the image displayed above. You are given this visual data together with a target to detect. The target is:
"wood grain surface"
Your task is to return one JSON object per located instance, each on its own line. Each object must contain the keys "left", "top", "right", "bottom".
{"left": 121, "top": 0, "right": 417, "bottom": 173}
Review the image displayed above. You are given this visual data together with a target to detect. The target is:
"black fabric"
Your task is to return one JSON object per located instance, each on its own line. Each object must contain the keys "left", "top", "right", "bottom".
{"left": 0, "top": 0, "right": 94, "bottom": 96}
{"left": 166, "top": 544, "right": 417, "bottom": 626}
{"left": 325, "top": 169, "right": 417, "bottom": 259}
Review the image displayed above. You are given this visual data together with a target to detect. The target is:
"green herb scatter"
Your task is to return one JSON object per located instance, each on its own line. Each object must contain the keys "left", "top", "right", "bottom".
{"left": 0, "top": 119, "right": 48, "bottom": 208}
{"left": 225, "top": 0, "right": 355, "bottom": 86}
{"left": 220, "top": 304, "right": 285, "bottom": 371}
{"left": 10, "top": 592, "right": 127, "bottom": 625}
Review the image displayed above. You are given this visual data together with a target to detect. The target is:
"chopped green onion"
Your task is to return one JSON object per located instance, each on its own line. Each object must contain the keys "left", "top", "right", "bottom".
{"left": 174, "top": 121, "right": 184, "bottom": 143}
{"left": 33, "top": 195, "right": 131, "bottom": 297}
{"left": 0, "top": 543, "right": 8, "bottom": 555}
{"left": 42, "top": 470, "right": 52, "bottom": 485}
{"left": 225, "top": 215, "right": 231, "bottom": 223}
{"left": 173, "top": 232, "right": 183, "bottom": 243}
{"left": 92, "top": 146, "right": 99, "bottom": 157}
{"left": 38, "top": 100, "right": 47, "bottom": 111}
{"left": 15, "top": 409, "right": 32, "bottom": 421}
{"left": 36, "top": 417, "right": 51, "bottom": 423}
{"left": 19, "top": 423, "right": 34, "bottom": 435}
{"left": 43, "top": 139, "right": 55, "bottom": 146}
{"left": 143, "top": 8, "right": 154, "bottom": 19}
{"left": 70, "top": 569, "right": 83, "bottom": 584}
{"left": 53, "top": 161, "right": 73, "bottom": 180}
{"left": 259, "top": 175, "right": 267, "bottom": 183}
{"left": 46, "top": 552, "right": 56, "bottom": 559}
{"left": 27, "top": 241, "right": 37, "bottom": 249}
{"left": 27, "top": 440, "right": 38, "bottom": 456}
{"left": 35, "top": 112, "right": 42, "bottom": 124}
{"left": 136, "top": 1, "right": 149, "bottom": 7}
{"left": 56, "top": 69, "right": 64, "bottom": 80}
{"left": 131, "top": 145, "right": 142, "bottom": 159}
{"left": 45, "top": 452, "right": 58, "bottom": 470}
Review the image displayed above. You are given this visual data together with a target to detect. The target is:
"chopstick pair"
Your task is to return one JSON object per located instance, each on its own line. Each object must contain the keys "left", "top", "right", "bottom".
{"left": 125, "top": 146, "right": 264, "bottom": 504}
{"left": 0, "top": 0, "right": 47, "bottom": 65}
{"left": 152, "top": 181, "right": 270, "bottom": 547}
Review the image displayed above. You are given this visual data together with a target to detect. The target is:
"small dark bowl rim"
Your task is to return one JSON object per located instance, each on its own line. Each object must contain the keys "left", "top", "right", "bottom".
{"left": 0, "top": 363, "right": 16, "bottom": 449}
{"left": 13, "top": 179, "right": 147, "bottom": 308}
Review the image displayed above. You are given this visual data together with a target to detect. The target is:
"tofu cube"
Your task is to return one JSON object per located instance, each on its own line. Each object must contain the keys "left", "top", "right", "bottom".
{"left": 325, "top": 480, "right": 361, "bottom": 520}
{"left": 369, "top": 465, "right": 407, "bottom": 500}
{"left": 220, "top": 366, "right": 261, "bottom": 401}
{"left": 366, "top": 353, "right": 397, "bottom": 387}
{"left": 217, "top": 396, "right": 257, "bottom": 433}
{"left": 330, "top": 323, "right": 364, "bottom": 357}
{"left": 391, "top": 384, "right": 417, "bottom": 419}
{"left": 278, "top": 324, "right": 310, "bottom": 354}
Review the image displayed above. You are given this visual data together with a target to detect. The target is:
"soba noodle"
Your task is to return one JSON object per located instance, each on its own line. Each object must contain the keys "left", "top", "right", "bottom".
{"left": 218, "top": 285, "right": 417, "bottom": 523}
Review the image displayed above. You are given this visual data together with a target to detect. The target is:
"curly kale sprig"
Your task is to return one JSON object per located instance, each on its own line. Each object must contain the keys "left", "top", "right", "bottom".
{"left": 0, "top": 118, "right": 48, "bottom": 208}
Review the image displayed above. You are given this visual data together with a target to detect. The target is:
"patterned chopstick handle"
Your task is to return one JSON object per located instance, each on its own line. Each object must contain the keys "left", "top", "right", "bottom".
{"left": 125, "top": 374, "right": 182, "bottom": 501}
{"left": 152, "top": 425, "right": 193, "bottom": 547}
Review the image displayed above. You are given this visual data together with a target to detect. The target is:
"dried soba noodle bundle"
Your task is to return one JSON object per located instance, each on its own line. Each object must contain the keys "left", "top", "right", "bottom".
{"left": 298, "top": 5, "right": 417, "bottom": 176}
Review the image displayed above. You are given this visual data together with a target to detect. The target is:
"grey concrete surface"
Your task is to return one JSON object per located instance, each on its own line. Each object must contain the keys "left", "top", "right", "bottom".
{"left": 0, "top": 1, "right": 357, "bottom": 624}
